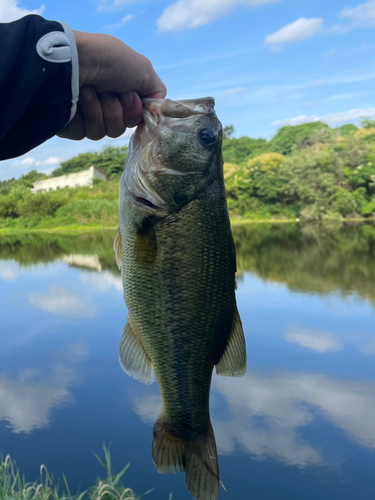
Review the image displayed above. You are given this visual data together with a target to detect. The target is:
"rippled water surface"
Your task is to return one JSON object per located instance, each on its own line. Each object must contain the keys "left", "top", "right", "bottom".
{"left": 1, "top": 223, "right": 375, "bottom": 499}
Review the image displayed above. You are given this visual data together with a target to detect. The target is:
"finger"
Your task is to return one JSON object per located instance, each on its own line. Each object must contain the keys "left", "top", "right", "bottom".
{"left": 57, "top": 107, "right": 85, "bottom": 140}
{"left": 137, "top": 56, "right": 167, "bottom": 99}
{"left": 98, "top": 92, "right": 126, "bottom": 138}
{"left": 79, "top": 85, "right": 106, "bottom": 141}
{"left": 73, "top": 32, "right": 167, "bottom": 99}
{"left": 118, "top": 91, "right": 143, "bottom": 128}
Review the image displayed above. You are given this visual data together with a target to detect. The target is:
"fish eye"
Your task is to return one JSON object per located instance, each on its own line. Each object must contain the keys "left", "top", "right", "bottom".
{"left": 198, "top": 128, "right": 217, "bottom": 145}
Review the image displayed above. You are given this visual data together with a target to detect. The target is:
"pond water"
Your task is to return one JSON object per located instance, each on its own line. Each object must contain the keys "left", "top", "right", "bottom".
{"left": 0, "top": 223, "right": 375, "bottom": 499}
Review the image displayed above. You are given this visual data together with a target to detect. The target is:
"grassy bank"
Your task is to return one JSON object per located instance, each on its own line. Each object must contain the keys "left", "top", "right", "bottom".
{"left": 1, "top": 217, "right": 374, "bottom": 235}
{"left": 0, "top": 446, "right": 152, "bottom": 500}
{"left": 0, "top": 225, "right": 118, "bottom": 234}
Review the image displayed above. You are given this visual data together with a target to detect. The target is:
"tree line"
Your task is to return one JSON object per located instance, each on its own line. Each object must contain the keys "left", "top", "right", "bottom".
{"left": 0, "top": 119, "right": 375, "bottom": 228}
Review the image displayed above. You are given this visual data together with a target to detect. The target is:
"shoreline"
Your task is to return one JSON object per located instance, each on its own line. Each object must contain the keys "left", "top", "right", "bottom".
{"left": 0, "top": 218, "right": 373, "bottom": 235}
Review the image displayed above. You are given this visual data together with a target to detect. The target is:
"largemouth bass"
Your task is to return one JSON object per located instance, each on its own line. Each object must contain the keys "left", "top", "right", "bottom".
{"left": 114, "top": 97, "right": 246, "bottom": 500}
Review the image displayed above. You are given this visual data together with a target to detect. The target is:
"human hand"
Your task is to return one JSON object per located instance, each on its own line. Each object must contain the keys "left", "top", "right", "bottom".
{"left": 58, "top": 31, "right": 166, "bottom": 141}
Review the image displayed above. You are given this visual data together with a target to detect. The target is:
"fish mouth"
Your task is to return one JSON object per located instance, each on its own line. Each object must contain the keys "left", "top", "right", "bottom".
{"left": 142, "top": 97, "right": 215, "bottom": 126}
{"left": 134, "top": 196, "right": 161, "bottom": 210}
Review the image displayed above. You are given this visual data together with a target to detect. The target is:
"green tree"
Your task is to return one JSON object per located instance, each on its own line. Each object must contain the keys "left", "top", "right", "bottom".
{"left": 223, "top": 125, "right": 235, "bottom": 139}
{"left": 336, "top": 124, "right": 358, "bottom": 135}
{"left": 269, "top": 121, "right": 330, "bottom": 155}
{"left": 222, "top": 136, "right": 268, "bottom": 164}
{"left": 360, "top": 118, "right": 375, "bottom": 129}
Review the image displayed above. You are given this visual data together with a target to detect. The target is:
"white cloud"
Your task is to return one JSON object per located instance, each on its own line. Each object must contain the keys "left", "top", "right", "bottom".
{"left": 28, "top": 286, "right": 96, "bottom": 318}
{"left": 322, "top": 48, "right": 336, "bottom": 56}
{"left": 20, "top": 157, "right": 36, "bottom": 167}
{"left": 329, "top": 93, "right": 354, "bottom": 100}
{"left": 98, "top": 0, "right": 136, "bottom": 12}
{"left": 0, "top": 261, "right": 19, "bottom": 281}
{"left": 157, "top": 0, "right": 282, "bottom": 32}
{"left": 11, "top": 156, "right": 62, "bottom": 171}
{"left": 105, "top": 13, "right": 135, "bottom": 29}
{"left": 265, "top": 18, "right": 324, "bottom": 47}
{"left": 223, "top": 87, "right": 247, "bottom": 95}
{"left": 272, "top": 107, "right": 375, "bottom": 127}
{"left": 40, "top": 156, "right": 62, "bottom": 166}
{"left": 80, "top": 271, "right": 122, "bottom": 291}
{"left": 340, "top": 0, "right": 375, "bottom": 28}
{"left": 156, "top": 47, "right": 255, "bottom": 71}
{"left": 285, "top": 329, "right": 343, "bottom": 353}
{"left": 0, "top": 0, "right": 44, "bottom": 22}
{"left": 0, "top": 342, "right": 88, "bottom": 433}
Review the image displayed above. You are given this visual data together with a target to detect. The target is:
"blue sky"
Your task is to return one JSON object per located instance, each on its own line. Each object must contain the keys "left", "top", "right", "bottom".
{"left": 0, "top": 0, "right": 374, "bottom": 180}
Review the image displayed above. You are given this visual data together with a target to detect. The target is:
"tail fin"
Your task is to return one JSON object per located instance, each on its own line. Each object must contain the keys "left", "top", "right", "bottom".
{"left": 152, "top": 417, "right": 219, "bottom": 500}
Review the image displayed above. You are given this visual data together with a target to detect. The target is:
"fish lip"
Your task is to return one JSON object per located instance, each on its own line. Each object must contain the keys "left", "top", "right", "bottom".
{"left": 141, "top": 97, "right": 215, "bottom": 132}
{"left": 142, "top": 97, "right": 215, "bottom": 116}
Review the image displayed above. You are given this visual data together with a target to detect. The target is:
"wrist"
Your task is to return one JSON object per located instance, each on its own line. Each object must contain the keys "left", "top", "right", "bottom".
{"left": 73, "top": 30, "right": 98, "bottom": 88}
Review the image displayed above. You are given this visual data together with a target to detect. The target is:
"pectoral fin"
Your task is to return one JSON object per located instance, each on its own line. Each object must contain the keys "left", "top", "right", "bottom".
{"left": 113, "top": 227, "right": 122, "bottom": 271}
{"left": 215, "top": 305, "right": 246, "bottom": 377}
{"left": 119, "top": 317, "right": 155, "bottom": 385}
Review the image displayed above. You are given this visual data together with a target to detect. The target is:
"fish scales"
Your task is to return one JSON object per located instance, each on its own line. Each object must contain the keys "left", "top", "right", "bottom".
{"left": 122, "top": 192, "right": 234, "bottom": 433}
{"left": 115, "top": 97, "right": 246, "bottom": 500}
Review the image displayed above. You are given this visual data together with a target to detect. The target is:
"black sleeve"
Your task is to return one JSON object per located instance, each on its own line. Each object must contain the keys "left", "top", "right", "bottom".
{"left": 0, "top": 15, "right": 79, "bottom": 160}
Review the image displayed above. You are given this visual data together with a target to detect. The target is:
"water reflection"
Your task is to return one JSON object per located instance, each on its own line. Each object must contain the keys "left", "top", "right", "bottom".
{"left": 0, "top": 224, "right": 374, "bottom": 498}
{"left": 133, "top": 369, "right": 375, "bottom": 466}
{"left": 80, "top": 271, "right": 122, "bottom": 292}
{"left": 29, "top": 286, "right": 96, "bottom": 318}
{"left": 233, "top": 222, "right": 375, "bottom": 302}
{"left": 62, "top": 254, "right": 102, "bottom": 271}
{"left": 285, "top": 328, "right": 344, "bottom": 353}
{"left": 0, "top": 342, "right": 88, "bottom": 433}
{"left": 1, "top": 222, "right": 375, "bottom": 300}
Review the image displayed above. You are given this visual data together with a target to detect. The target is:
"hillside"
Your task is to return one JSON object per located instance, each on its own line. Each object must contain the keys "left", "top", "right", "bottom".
{"left": 0, "top": 119, "right": 375, "bottom": 231}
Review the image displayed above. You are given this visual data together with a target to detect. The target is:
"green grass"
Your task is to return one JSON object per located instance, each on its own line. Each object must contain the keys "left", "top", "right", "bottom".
{"left": 0, "top": 446, "right": 160, "bottom": 500}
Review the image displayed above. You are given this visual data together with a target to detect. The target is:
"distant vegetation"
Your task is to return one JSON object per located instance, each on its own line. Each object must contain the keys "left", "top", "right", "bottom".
{"left": 224, "top": 118, "right": 375, "bottom": 221}
{"left": 1, "top": 119, "right": 375, "bottom": 230}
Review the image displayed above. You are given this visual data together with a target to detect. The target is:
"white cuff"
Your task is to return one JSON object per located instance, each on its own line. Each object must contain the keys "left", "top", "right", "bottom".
{"left": 36, "top": 21, "right": 79, "bottom": 123}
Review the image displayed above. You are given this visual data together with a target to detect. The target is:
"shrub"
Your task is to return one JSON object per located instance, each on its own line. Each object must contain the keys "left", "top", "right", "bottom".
{"left": 18, "top": 194, "right": 65, "bottom": 217}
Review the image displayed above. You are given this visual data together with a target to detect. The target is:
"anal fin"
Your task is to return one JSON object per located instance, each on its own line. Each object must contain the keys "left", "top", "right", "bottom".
{"left": 215, "top": 304, "right": 246, "bottom": 377}
{"left": 119, "top": 317, "right": 154, "bottom": 385}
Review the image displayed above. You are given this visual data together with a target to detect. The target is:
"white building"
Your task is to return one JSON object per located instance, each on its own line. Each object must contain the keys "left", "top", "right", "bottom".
{"left": 31, "top": 166, "right": 107, "bottom": 193}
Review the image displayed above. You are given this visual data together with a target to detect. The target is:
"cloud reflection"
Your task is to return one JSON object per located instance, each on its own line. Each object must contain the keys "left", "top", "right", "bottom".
{"left": 0, "top": 342, "right": 89, "bottom": 433}
{"left": 285, "top": 329, "right": 343, "bottom": 353}
{"left": 0, "top": 261, "right": 19, "bottom": 281}
{"left": 28, "top": 287, "right": 96, "bottom": 318}
{"left": 133, "top": 370, "right": 375, "bottom": 466}
{"left": 80, "top": 271, "right": 122, "bottom": 292}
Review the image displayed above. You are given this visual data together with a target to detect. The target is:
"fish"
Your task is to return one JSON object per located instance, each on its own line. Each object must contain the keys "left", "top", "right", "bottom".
{"left": 114, "top": 97, "right": 246, "bottom": 500}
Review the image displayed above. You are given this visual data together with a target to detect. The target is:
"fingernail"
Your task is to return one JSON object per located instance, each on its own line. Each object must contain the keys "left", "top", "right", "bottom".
{"left": 80, "top": 87, "right": 93, "bottom": 103}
